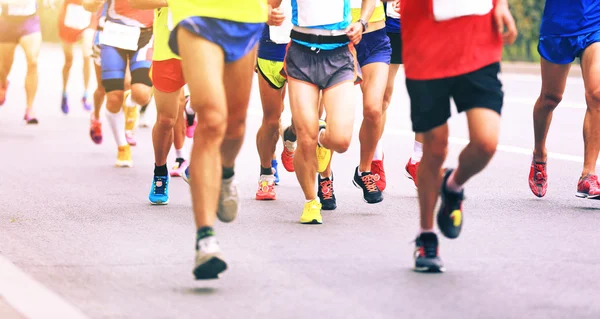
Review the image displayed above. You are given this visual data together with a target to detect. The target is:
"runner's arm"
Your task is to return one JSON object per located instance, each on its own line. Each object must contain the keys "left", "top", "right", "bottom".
{"left": 268, "top": 0, "right": 282, "bottom": 8}
{"left": 359, "top": 0, "right": 377, "bottom": 23}
{"left": 129, "top": 0, "right": 167, "bottom": 9}
{"left": 82, "top": 0, "right": 105, "bottom": 13}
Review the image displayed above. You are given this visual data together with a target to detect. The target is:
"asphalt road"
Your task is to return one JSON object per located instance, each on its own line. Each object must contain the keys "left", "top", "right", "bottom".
{"left": 1, "top": 45, "right": 599, "bottom": 319}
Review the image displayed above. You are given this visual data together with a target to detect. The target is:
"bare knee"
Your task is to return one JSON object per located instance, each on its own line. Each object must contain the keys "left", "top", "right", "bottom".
{"left": 196, "top": 106, "right": 226, "bottom": 141}
{"left": 539, "top": 91, "right": 562, "bottom": 111}
{"left": 586, "top": 88, "right": 600, "bottom": 110}
{"left": 470, "top": 136, "right": 498, "bottom": 159}
{"left": 262, "top": 112, "right": 281, "bottom": 135}
{"left": 106, "top": 91, "right": 124, "bottom": 112}
{"left": 327, "top": 131, "right": 351, "bottom": 153}
{"left": 156, "top": 112, "right": 176, "bottom": 130}
{"left": 424, "top": 133, "right": 449, "bottom": 163}
{"left": 363, "top": 103, "right": 383, "bottom": 124}
{"left": 131, "top": 86, "right": 152, "bottom": 105}
{"left": 63, "top": 56, "right": 73, "bottom": 69}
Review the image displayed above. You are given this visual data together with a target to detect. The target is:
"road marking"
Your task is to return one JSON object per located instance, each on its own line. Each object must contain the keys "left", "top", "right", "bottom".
{"left": 0, "top": 255, "right": 89, "bottom": 319}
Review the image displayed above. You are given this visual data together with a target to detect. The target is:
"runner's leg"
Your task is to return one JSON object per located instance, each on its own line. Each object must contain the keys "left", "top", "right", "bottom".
{"left": 0, "top": 42, "right": 17, "bottom": 104}
{"left": 19, "top": 31, "right": 41, "bottom": 117}
{"left": 81, "top": 28, "right": 94, "bottom": 110}
{"left": 61, "top": 41, "right": 74, "bottom": 113}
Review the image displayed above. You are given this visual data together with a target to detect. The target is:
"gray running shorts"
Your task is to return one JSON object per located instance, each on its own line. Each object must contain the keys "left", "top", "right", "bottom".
{"left": 283, "top": 41, "right": 361, "bottom": 90}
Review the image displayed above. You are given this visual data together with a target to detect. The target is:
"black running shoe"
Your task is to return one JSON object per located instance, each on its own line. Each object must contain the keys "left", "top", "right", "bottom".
{"left": 414, "top": 232, "right": 444, "bottom": 273}
{"left": 437, "top": 169, "right": 464, "bottom": 239}
{"left": 352, "top": 167, "right": 383, "bottom": 204}
{"left": 318, "top": 173, "right": 337, "bottom": 210}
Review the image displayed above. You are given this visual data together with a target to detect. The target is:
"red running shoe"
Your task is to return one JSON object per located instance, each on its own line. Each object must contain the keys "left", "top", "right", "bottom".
{"left": 528, "top": 159, "right": 548, "bottom": 198}
{"left": 371, "top": 155, "right": 386, "bottom": 191}
{"left": 405, "top": 158, "right": 419, "bottom": 188}
{"left": 576, "top": 174, "right": 600, "bottom": 199}
{"left": 281, "top": 140, "right": 296, "bottom": 173}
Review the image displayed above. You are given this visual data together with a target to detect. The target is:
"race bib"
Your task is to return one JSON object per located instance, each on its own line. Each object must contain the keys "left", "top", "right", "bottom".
{"left": 167, "top": 9, "right": 174, "bottom": 31}
{"left": 100, "top": 21, "right": 140, "bottom": 51}
{"left": 296, "top": 0, "right": 344, "bottom": 27}
{"left": 5, "top": 0, "right": 36, "bottom": 16}
{"left": 433, "top": 0, "right": 492, "bottom": 22}
{"left": 64, "top": 4, "right": 92, "bottom": 30}
{"left": 386, "top": 1, "right": 400, "bottom": 19}
{"left": 269, "top": 0, "right": 293, "bottom": 44}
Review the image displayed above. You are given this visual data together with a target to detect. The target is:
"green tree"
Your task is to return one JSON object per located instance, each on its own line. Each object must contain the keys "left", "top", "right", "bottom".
{"left": 503, "top": 0, "right": 545, "bottom": 62}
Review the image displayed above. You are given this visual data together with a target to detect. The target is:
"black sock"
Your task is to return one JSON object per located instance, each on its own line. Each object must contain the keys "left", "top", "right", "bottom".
{"left": 186, "top": 112, "right": 195, "bottom": 126}
{"left": 222, "top": 167, "right": 235, "bottom": 179}
{"left": 196, "top": 226, "right": 215, "bottom": 249}
{"left": 140, "top": 102, "right": 149, "bottom": 113}
{"left": 176, "top": 157, "right": 185, "bottom": 165}
{"left": 284, "top": 126, "right": 297, "bottom": 142}
{"left": 154, "top": 164, "right": 168, "bottom": 176}
{"left": 260, "top": 166, "right": 273, "bottom": 176}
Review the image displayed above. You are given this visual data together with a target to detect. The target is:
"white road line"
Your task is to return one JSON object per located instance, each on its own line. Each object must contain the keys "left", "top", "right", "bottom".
{"left": 0, "top": 255, "right": 89, "bottom": 319}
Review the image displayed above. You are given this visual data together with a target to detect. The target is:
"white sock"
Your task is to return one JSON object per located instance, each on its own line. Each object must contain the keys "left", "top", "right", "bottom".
{"left": 105, "top": 109, "right": 128, "bottom": 147}
{"left": 185, "top": 98, "right": 194, "bottom": 115}
{"left": 411, "top": 141, "right": 423, "bottom": 164}
{"left": 446, "top": 170, "right": 464, "bottom": 193}
{"left": 175, "top": 148, "right": 185, "bottom": 159}
{"left": 317, "top": 127, "right": 325, "bottom": 147}
{"left": 419, "top": 228, "right": 435, "bottom": 235}
{"left": 373, "top": 141, "right": 384, "bottom": 161}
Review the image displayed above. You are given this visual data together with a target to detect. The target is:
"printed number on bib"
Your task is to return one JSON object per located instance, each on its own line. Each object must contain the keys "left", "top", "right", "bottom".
{"left": 100, "top": 21, "right": 140, "bottom": 51}
{"left": 4, "top": 0, "right": 36, "bottom": 16}
{"left": 296, "top": 0, "right": 344, "bottom": 27}
{"left": 386, "top": 2, "right": 400, "bottom": 19}
{"left": 64, "top": 4, "right": 92, "bottom": 30}
{"left": 269, "top": 0, "right": 293, "bottom": 44}
{"left": 433, "top": 0, "right": 492, "bottom": 22}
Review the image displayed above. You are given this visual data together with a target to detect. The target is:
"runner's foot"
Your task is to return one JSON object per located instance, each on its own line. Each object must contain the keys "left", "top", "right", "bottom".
{"left": 576, "top": 174, "right": 600, "bottom": 199}
{"left": 413, "top": 232, "right": 444, "bottom": 273}
{"left": 281, "top": 126, "right": 296, "bottom": 172}
{"left": 272, "top": 159, "right": 280, "bottom": 185}
{"left": 61, "top": 95, "right": 69, "bottom": 114}
{"left": 218, "top": 176, "right": 239, "bottom": 223}
{"left": 255, "top": 174, "right": 276, "bottom": 200}
{"left": 115, "top": 145, "right": 133, "bottom": 167}
{"left": 371, "top": 154, "right": 386, "bottom": 191}
{"left": 149, "top": 175, "right": 169, "bottom": 205}
{"left": 405, "top": 158, "right": 419, "bottom": 188}
{"left": 82, "top": 96, "right": 92, "bottom": 112}
{"left": 24, "top": 112, "right": 38, "bottom": 125}
{"left": 300, "top": 199, "right": 323, "bottom": 224}
{"left": 437, "top": 169, "right": 464, "bottom": 239}
{"left": 528, "top": 159, "right": 548, "bottom": 198}
{"left": 316, "top": 120, "right": 331, "bottom": 173}
{"left": 90, "top": 116, "right": 103, "bottom": 144}
{"left": 318, "top": 173, "right": 337, "bottom": 210}
{"left": 125, "top": 130, "right": 137, "bottom": 146}
{"left": 170, "top": 158, "right": 188, "bottom": 177}
{"left": 352, "top": 167, "right": 383, "bottom": 204}
{"left": 194, "top": 227, "right": 227, "bottom": 280}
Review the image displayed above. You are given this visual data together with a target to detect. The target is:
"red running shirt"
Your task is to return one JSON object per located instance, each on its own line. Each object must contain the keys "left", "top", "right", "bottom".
{"left": 401, "top": 0, "right": 503, "bottom": 80}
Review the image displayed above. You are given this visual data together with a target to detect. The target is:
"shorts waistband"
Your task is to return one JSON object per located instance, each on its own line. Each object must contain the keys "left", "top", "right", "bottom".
{"left": 290, "top": 41, "right": 350, "bottom": 55}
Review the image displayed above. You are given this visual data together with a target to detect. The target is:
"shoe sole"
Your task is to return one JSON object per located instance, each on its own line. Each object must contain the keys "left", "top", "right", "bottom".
{"left": 150, "top": 199, "right": 169, "bottom": 205}
{"left": 321, "top": 204, "right": 337, "bottom": 211}
{"left": 115, "top": 162, "right": 133, "bottom": 168}
{"left": 300, "top": 219, "right": 322, "bottom": 224}
{"left": 193, "top": 256, "right": 228, "bottom": 280}
{"left": 413, "top": 265, "right": 445, "bottom": 273}
{"left": 576, "top": 192, "right": 600, "bottom": 199}
{"left": 352, "top": 179, "right": 383, "bottom": 204}
{"left": 255, "top": 195, "right": 276, "bottom": 201}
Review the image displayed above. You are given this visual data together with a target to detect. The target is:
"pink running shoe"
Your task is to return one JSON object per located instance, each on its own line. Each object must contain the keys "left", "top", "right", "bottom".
{"left": 126, "top": 130, "right": 137, "bottom": 146}
{"left": 90, "top": 117, "right": 103, "bottom": 144}
{"left": 185, "top": 113, "right": 197, "bottom": 138}
{"left": 170, "top": 159, "right": 189, "bottom": 177}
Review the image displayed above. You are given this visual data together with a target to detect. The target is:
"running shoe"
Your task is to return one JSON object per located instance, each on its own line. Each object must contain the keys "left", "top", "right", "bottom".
{"left": 116, "top": 145, "right": 133, "bottom": 167}
{"left": 255, "top": 174, "right": 276, "bottom": 200}
{"left": 528, "top": 159, "right": 548, "bottom": 198}
{"left": 437, "top": 169, "right": 464, "bottom": 239}
{"left": 352, "top": 167, "right": 383, "bottom": 204}
{"left": 300, "top": 199, "right": 323, "bottom": 224}
{"left": 0, "top": 80, "right": 9, "bottom": 106}
{"left": 194, "top": 235, "right": 227, "bottom": 280}
{"left": 125, "top": 130, "right": 136, "bottom": 146}
{"left": 61, "top": 95, "right": 69, "bottom": 114}
{"left": 218, "top": 176, "right": 239, "bottom": 223}
{"left": 182, "top": 166, "right": 190, "bottom": 184}
{"left": 149, "top": 175, "right": 169, "bottom": 205}
{"left": 413, "top": 232, "right": 444, "bottom": 273}
{"left": 82, "top": 96, "right": 92, "bottom": 111}
{"left": 272, "top": 159, "right": 280, "bottom": 184}
{"left": 316, "top": 120, "right": 331, "bottom": 173}
{"left": 281, "top": 126, "right": 296, "bottom": 172}
{"left": 124, "top": 90, "right": 139, "bottom": 131}
{"left": 318, "top": 173, "right": 337, "bottom": 210}
{"left": 185, "top": 104, "right": 197, "bottom": 138}
{"left": 405, "top": 158, "right": 419, "bottom": 188}
{"left": 576, "top": 174, "right": 600, "bottom": 199}
{"left": 170, "top": 158, "right": 188, "bottom": 177}
{"left": 371, "top": 155, "right": 386, "bottom": 191}
{"left": 90, "top": 116, "right": 103, "bottom": 145}
{"left": 23, "top": 113, "right": 38, "bottom": 125}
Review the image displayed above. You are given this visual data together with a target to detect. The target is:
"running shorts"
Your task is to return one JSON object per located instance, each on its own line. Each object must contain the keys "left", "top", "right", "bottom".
{"left": 0, "top": 15, "right": 40, "bottom": 43}
{"left": 169, "top": 16, "right": 264, "bottom": 63}
{"left": 256, "top": 58, "right": 286, "bottom": 90}
{"left": 387, "top": 32, "right": 402, "bottom": 64}
{"left": 100, "top": 29, "right": 153, "bottom": 92}
{"left": 150, "top": 58, "right": 186, "bottom": 93}
{"left": 355, "top": 28, "right": 391, "bottom": 67}
{"left": 406, "top": 62, "right": 503, "bottom": 133}
{"left": 538, "top": 29, "right": 600, "bottom": 64}
{"left": 283, "top": 41, "right": 361, "bottom": 91}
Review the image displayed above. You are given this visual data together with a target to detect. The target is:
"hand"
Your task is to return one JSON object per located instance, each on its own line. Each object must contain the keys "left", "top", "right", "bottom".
{"left": 345, "top": 22, "right": 363, "bottom": 45}
{"left": 267, "top": 5, "right": 285, "bottom": 26}
{"left": 393, "top": 0, "right": 400, "bottom": 14}
{"left": 494, "top": 1, "right": 517, "bottom": 45}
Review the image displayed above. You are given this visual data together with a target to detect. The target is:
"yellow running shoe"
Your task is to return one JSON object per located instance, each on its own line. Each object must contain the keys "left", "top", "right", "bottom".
{"left": 300, "top": 199, "right": 323, "bottom": 224}
{"left": 316, "top": 120, "right": 331, "bottom": 173}
{"left": 123, "top": 90, "right": 139, "bottom": 132}
{"left": 116, "top": 145, "right": 133, "bottom": 167}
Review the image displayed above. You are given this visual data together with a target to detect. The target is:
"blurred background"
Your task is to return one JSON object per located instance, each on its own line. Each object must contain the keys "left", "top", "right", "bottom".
{"left": 37, "top": 0, "right": 545, "bottom": 62}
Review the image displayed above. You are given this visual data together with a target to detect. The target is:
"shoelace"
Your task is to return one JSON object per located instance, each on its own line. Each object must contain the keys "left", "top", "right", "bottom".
{"left": 320, "top": 179, "right": 333, "bottom": 200}
{"left": 534, "top": 164, "right": 547, "bottom": 184}
{"left": 423, "top": 240, "right": 438, "bottom": 258}
{"left": 586, "top": 175, "right": 600, "bottom": 191}
{"left": 361, "top": 174, "right": 379, "bottom": 193}
{"left": 153, "top": 177, "right": 167, "bottom": 195}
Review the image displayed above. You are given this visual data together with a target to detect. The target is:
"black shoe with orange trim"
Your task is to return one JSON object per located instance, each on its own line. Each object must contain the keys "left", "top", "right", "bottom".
{"left": 318, "top": 173, "right": 337, "bottom": 210}
{"left": 414, "top": 232, "right": 444, "bottom": 273}
{"left": 352, "top": 167, "right": 383, "bottom": 204}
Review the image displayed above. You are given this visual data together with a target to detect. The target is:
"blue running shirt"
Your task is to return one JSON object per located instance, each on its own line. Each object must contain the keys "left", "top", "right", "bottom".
{"left": 541, "top": 0, "right": 600, "bottom": 37}
{"left": 291, "top": 0, "right": 351, "bottom": 50}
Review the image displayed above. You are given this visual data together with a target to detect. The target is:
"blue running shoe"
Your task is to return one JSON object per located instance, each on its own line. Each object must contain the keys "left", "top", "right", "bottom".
{"left": 82, "top": 96, "right": 92, "bottom": 111}
{"left": 182, "top": 166, "right": 190, "bottom": 185}
{"left": 149, "top": 175, "right": 169, "bottom": 205}
{"left": 61, "top": 95, "right": 69, "bottom": 114}
{"left": 272, "top": 159, "right": 280, "bottom": 185}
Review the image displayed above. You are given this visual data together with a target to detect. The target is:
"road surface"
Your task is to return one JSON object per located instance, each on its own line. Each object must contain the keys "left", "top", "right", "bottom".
{"left": 0, "top": 45, "right": 599, "bottom": 319}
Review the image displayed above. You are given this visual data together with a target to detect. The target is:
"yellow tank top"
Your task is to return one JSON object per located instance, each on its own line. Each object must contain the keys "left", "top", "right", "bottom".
{"left": 351, "top": 1, "right": 385, "bottom": 23}
{"left": 152, "top": 8, "right": 178, "bottom": 61}
{"left": 170, "top": 0, "right": 268, "bottom": 25}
